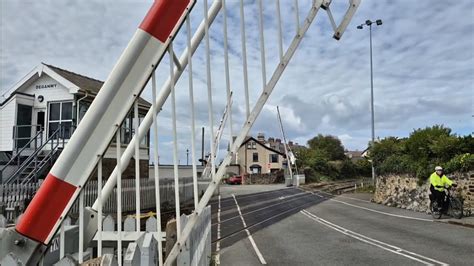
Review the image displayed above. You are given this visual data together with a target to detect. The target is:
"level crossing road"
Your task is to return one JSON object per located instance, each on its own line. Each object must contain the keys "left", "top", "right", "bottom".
{"left": 210, "top": 186, "right": 474, "bottom": 266}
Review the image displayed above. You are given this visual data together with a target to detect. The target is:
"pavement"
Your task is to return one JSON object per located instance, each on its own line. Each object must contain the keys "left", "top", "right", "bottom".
{"left": 345, "top": 191, "right": 474, "bottom": 228}
{"left": 436, "top": 216, "right": 474, "bottom": 228}
{"left": 210, "top": 185, "right": 474, "bottom": 266}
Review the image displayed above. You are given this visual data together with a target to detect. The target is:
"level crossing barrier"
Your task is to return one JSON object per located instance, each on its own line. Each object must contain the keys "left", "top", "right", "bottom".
{"left": 0, "top": 0, "right": 360, "bottom": 265}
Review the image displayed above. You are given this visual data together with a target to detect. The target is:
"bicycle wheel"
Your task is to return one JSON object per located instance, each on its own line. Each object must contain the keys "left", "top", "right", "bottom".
{"left": 430, "top": 202, "right": 442, "bottom": 219}
{"left": 450, "top": 198, "right": 463, "bottom": 219}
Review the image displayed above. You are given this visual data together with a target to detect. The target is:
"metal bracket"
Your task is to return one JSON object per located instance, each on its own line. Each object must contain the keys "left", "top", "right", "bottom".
{"left": 0, "top": 228, "right": 46, "bottom": 265}
{"left": 333, "top": 0, "right": 361, "bottom": 40}
{"left": 321, "top": 0, "right": 332, "bottom": 10}
{"left": 82, "top": 207, "right": 99, "bottom": 251}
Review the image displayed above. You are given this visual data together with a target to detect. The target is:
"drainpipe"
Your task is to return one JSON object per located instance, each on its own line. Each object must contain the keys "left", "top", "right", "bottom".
{"left": 76, "top": 90, "right": 89, "bottom": 125}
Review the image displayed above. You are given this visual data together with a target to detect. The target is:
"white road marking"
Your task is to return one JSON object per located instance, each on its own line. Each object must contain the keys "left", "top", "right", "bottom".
{"left": 232, "top": 194, "right": 267, "bottom": 265}
{"left": 300, "top": 210, "right": 449, "bottom": 266}
{"left": 216, "top": 195, "right": 221, "bottom": 265}
{"left": 213, "top": 192, "right": 310, "bottom": 226}
{"left": 335, "top": 194, "right": 371, "bottom": 203}
{"left": 310, "top": 191, "right": 433, "bottom": 222}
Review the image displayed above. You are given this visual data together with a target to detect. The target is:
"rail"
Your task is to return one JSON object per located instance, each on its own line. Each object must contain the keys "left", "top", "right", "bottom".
{"left": 3, "top": 124, "right": 74, "bottom": 184}
{"left": 12, "top": 124, "right": 43, "bottom": 153}
{"left": 0, "top": 128, "right": 43, "bottom": 182}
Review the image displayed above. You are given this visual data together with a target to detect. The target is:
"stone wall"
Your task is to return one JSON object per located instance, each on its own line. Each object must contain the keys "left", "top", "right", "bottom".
{"left": 243, "top": 171, "right": 284, "bottom": 185}
{"left": 374, "top": 172, "right": 474, "bottom": 215}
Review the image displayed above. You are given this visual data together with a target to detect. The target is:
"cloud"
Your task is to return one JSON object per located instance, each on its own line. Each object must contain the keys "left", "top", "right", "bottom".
{"left": 1, "top": 0, "right": 473, "bottom": 164}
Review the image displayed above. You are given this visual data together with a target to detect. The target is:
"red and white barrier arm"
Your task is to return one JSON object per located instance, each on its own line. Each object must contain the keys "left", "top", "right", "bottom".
{"left": 16, "top": 0, "right": 195, "bottom": 245}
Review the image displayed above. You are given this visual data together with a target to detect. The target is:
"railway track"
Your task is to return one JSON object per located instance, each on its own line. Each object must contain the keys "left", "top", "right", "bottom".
{"left": 304, "top": 178, "right": 372, "bottom": 194}
{"left": 211, "top": 189, "right": 324, "bottom": 247}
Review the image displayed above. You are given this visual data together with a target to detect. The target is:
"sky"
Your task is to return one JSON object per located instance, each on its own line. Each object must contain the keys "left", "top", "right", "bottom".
{"left": 1, "top": 0, "right": 473, "bottom": 164}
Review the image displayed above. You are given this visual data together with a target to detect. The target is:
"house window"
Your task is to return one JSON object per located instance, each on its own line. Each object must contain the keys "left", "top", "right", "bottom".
{"left": 48, "top": 101, "right": 73, "bottom": 138}
{"left": 253, "top": 152, "right": 259, "bottom": 162}
{"left": 247, "top": 141, "right": 257, "bottom": 149}
{"left": 116, "top": 110, "right": 148, "bottom": 147}
{"left": 269, "top": 154, "right": 278, "bottom": 163}
{"left": 15, "top": 104, "right": 32, "bottom": 149}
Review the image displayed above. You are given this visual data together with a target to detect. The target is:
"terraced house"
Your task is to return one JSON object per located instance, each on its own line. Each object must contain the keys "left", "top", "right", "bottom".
{"left": 235, "top": 133, "right": 300, "bottom": 175}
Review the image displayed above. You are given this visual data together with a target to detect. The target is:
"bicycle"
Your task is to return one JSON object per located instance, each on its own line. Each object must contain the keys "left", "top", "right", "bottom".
{"left": 429, "top": 185, "right": 463, "bottom": 219}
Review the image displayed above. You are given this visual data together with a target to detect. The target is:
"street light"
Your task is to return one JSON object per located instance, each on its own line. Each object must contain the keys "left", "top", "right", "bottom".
{"left": 186, "top": 149, "right": 189, "bottom": 165}
{"left": 357, "top": 19, "right": 382, "bottom": 183}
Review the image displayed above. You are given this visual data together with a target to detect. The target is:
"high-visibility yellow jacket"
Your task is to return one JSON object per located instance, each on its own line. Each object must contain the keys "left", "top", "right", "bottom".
{"left": 429, "top": 172, "right": 453, "bottom": 192}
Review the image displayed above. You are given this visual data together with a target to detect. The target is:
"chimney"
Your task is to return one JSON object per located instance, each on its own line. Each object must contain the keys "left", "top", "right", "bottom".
{"left": 257, "top": 133, "right": 265, "bottom": 142}
{"left": 268, "top": 137, "right": 274, "bottom": 143}
{"left": 288, "top": 141, "right": 294, "bottom": 146}
{"left": 275, "top": 138, "right": 281, "bottom": 143}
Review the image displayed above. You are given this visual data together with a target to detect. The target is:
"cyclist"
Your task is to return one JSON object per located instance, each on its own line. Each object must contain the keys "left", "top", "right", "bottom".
{"left": 429, "top": 166, "right": 454, "bottom": 210}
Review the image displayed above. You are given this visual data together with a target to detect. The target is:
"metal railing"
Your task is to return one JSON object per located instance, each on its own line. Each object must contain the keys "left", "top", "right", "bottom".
{"left": 12, "top": 124, "right": 42, "bottom": 153}
{"left": 0, "top": 129, "right": 43, "bottom": 183}
{"left": 3, "top": 124, "right": 74, "bottom": 184}
{"left": 0, "top": 177, "right": 212, "bottom": 226}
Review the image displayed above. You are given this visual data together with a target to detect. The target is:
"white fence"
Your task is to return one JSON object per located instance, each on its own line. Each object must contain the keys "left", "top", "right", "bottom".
{"left": 0, "top": 177, "right": 212, "bottom": 225}
{"left": 177, "top": 206, "right": 212, "bottom": 266}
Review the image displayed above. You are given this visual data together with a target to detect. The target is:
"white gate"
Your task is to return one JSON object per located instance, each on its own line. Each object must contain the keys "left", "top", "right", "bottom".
{"left": 0, "top": 0, "right": 360, "bottom": 265}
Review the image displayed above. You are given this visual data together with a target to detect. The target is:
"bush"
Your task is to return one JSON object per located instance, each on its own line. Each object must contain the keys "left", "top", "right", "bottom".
{"left": 416, "top": 164, "right": 433, "bottom": 186}
{"left": 371, "top": 137, "right": 404, "bottom": 166}
{"left": 303, "top": 167, "right": 319, "bottom": 183}
{"left": 378, "top": 154, "right": 417, "bottom": 175}
{"left": 355, "top": 159, "right": 372, "bottom": 177}
{"left": 295, "top": 127, "right": 472, "bottom": 184}
{"left": 444, "top": 153, "right": 474, "bottom": 173}
{"left": 368, "top": 125, "right": 472, "bottom": 182}
{"left": 404, "top": 125, "right": 458, "bottom": 163}
{"left": 340, "top": 159, "right": 357, "bottom": 179}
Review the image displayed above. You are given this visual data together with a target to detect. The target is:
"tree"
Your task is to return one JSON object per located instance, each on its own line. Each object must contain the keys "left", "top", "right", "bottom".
{"left": 294, "top": 146, "right": 330, "bottom": 174}
{"left": 307, "top": 134, "right": 346, "bottom": 161}
{"left": 404, "top": 125, "right": 456, "bottom": 163}
{"left": 458, "top": 135, "right": 474, "bottom": 154}
{"left": 371, "top": 137, "right": 404, "bottom": 167}
{"left": 295, "top": 134, "right": 372, "bottom": 181}
{"left": 368, "top": 125, "right": 472, "bottom": 182}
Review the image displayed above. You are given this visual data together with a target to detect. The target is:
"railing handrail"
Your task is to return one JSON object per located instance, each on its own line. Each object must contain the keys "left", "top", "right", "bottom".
{"left": 0, "top": 129, "right": 43, "bottom": 173}
{"left": 3, "top": 125, "right": 69, "bottom": 184}
{"left": 21, "top": 148, "right": 62, "bottom": 185}
{"left": 3, "top": 128, "right": 59, "bottom": 184}
{"left": 12, "top": 124, "right": 42, "bottom": 143}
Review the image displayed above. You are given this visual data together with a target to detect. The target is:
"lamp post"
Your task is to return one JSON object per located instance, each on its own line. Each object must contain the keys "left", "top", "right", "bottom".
{"left": 357, "top": 19, "right": 382, "bottom": 183}
{"left": 186, "top": 149, "right": 189, "bottom": 165}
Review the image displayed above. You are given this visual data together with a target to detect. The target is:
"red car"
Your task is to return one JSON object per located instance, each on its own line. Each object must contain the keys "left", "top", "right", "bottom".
{"left": 227, "top": 175, "right": 242, "bottom": 185}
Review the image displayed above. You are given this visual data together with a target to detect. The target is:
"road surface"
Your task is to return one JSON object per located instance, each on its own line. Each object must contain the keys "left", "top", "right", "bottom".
{"left": 210, "top": 185, "right": 474, "bottom": 265}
